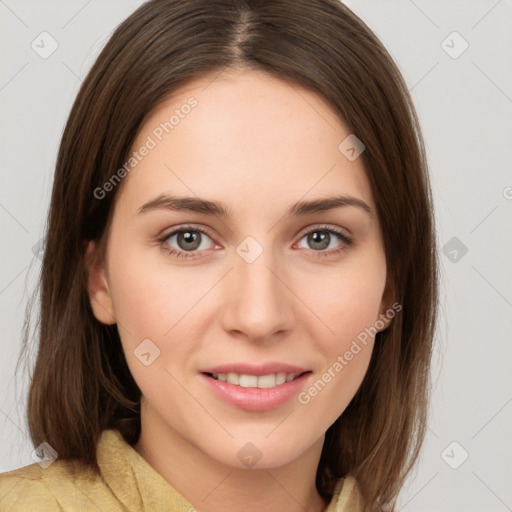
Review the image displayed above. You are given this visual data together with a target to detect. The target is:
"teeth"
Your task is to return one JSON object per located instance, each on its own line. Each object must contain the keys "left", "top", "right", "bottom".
{"left": 239, "top": 375, "right": 258, "bottom": 388}
{"left": 226, "top": 372, "right": 239, "bottom": 385}
{"left": 276, "top": 372, "right": 287, "bottom": 385}
{"left": 210, "top": 372, "right": 301, "bottom": 388}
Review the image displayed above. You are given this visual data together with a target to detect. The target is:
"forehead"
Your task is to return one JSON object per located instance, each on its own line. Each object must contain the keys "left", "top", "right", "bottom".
{"left": 117, "top": 69, "right": 375, "bottom": 220}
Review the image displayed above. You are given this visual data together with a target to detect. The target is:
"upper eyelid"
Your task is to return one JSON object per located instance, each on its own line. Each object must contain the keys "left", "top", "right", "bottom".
{"left": 161, "top": 224, "right": 216, "bottom": 242}
{"left": 297, "top": 224, "right": 350, "bottom": 238}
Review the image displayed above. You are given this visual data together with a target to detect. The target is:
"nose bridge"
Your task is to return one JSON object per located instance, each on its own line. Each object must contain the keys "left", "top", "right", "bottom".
{"left": 221, "top": 236, "right": 293, "bottom": 340}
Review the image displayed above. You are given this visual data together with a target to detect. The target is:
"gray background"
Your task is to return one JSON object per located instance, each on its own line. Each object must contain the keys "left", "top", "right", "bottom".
{"left": 1, "top": 1, "right": 511, "bottom": 510}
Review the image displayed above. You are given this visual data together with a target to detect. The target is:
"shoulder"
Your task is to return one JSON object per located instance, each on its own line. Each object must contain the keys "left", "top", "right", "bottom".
{"left": 327, "top": 475, "right": 363, "bottom": 512}
{"left": 0, "top": 457, "right": 115, "bottom": 511}
{"left": 0, "top": 461, "right": 62, "bottom": 510}
{"left": 1, "top": 465, "right": 52, "bottom": 510}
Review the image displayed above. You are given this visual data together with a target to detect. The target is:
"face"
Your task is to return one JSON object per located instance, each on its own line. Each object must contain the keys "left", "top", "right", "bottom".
{"left": 87, "top": 68, "right": 394, "bottom": 470}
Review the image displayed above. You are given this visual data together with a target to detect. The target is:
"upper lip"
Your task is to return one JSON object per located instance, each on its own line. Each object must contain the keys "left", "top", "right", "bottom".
{"left": 200, "top": 362, "right": 311, "bottom": 377}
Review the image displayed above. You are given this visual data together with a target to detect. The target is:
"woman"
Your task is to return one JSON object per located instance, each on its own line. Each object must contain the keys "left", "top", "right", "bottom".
{"left": 0, "top": 1, "right": 438, "bottom": 511}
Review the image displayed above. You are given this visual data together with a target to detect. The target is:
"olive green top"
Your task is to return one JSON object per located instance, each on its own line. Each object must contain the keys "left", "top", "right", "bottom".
{"left": 0, "top": 429, "right": 362, "bottom": 511}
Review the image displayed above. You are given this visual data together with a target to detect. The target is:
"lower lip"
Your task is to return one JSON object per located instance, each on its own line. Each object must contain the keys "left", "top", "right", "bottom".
{"left": 199, "top": 372, "right": 312, "bottom": 412}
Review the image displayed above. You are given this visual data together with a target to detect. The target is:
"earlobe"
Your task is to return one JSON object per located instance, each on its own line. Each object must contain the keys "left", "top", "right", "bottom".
{"left": 376, "top": 310, "right": 392, "bottom": 332}
{"left": 84, "top": 240, "right": 116, "bottom": 325}
{"left": 376, "top": 272, "right": 396, "bottom": 332}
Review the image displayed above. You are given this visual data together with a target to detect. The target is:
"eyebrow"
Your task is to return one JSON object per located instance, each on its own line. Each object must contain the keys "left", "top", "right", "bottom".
{"left": 137, "top": 194, "right": 372, "bottom": 218}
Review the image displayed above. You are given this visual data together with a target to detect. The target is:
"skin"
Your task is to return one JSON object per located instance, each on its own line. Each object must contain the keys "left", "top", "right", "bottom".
{"left": 86, "top": 68, "right": 394, "bottom": 512}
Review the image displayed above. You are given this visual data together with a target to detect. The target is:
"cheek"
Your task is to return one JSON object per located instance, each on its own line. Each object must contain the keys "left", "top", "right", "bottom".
{"left": 108, "top": 246, "right": 187, "bottom": 337}
{"left": 114, "top": 276, "right": 167, "bottom": 338}
{"left": 298, "top": 273, "right": 379, "bottom": 421}
{"left": 109, "top": 266, "right": 191, "bottom": 395}
{"left": 106, "top": 249, "right": 203, "bottom": 378}
{"left": 297, "top": 255, "right": 385, "bottom": 403}
{"left": 301, "top": 260, "right": 386, "bottom": 344}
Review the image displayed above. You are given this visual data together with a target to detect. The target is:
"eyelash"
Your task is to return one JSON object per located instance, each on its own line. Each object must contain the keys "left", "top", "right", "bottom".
{"left": 157, "top": 224, "right": 353, "bottom": 260}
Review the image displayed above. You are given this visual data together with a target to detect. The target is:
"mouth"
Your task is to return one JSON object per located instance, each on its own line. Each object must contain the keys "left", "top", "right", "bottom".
{"left": 202, "top": 371, "right": 311, "bottom": 389}
{"left": 199, "top": 369, "right": 313, "bottom": 412}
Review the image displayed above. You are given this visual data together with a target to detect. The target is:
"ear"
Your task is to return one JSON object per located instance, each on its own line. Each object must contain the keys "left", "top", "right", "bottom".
{"left": 376, "top": 271, "right": 397, "bottom": 332}
{"left": 84, "top": 240, "right": 116, "bottom": 325}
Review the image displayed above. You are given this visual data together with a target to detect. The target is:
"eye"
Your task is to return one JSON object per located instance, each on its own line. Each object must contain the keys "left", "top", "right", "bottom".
{"left": 296, "top": 225, "right": 353, "bottom": 257}
{"left": 157, "top": 224, "right": 353, "bottom": 260}
{"left": 158, "top": 225, "right": 218, "bottom": 259}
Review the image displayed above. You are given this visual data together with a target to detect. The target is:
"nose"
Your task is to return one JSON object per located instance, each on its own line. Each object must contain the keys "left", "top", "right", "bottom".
{"left": 220, "top": 245, "right": 295, "bottom": 343}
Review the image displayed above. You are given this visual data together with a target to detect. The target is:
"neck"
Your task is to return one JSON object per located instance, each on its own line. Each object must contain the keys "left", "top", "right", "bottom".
{"left": 134, "top": 402, "right": 329, "bottom": 512}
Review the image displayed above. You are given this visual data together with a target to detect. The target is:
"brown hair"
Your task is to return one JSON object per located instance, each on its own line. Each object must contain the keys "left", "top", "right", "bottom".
{"left": 18, "top": 1, "right": 438, "bottom": 510}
